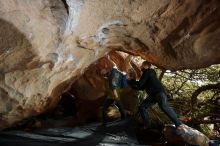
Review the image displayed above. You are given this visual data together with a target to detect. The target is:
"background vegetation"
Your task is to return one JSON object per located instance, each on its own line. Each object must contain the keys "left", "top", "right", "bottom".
{"left": 144, "top": 64, "right": 220, "bottom": 139}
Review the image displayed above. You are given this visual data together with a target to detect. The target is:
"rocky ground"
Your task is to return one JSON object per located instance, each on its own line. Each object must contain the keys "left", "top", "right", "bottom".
{"left": 1, "top": 117, "right": 220, "bottom": 146}
{"left": 0, "top": 119, "right": 144, "bottom": 146}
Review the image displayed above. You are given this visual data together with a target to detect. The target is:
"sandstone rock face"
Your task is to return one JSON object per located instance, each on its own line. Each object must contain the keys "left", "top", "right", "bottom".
{"left": 76, "top": 0, "right": 220, "bottom": 69}
{"left": 0, "top": 0, "right": 220, "bottom": 129}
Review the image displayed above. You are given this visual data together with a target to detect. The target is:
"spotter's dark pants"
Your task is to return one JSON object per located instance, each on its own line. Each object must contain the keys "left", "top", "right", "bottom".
{"left": 139, "top": 92, "right": 181, "bottom": 127}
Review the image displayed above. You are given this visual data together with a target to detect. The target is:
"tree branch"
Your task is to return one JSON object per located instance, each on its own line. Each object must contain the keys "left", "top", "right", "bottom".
{"left": 190, "top": 119, "right": 220, "bottom": 125}
{"left": 191, "top": 82, "right": 220, "bottom": 108}
{"left": 159, "top": 70, "right": 166, "bottom": 81}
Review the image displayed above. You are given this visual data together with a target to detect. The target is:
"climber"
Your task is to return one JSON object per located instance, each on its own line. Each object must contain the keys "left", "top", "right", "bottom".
{"left": 101, "top": 55, "right": 132, "bottom": 126}
{"left": 127, "top": 60, "right": 182, "bottom": 129}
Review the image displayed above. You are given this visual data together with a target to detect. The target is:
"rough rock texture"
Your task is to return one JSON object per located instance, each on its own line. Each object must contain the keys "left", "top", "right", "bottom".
{"left": 0, "top": 0, "right": 79, "bottom": 129}
{"left": 0, "top": 0, "right": 220, "bottom": 129}
{"left": 76, "top": 0, "right": 220, "bottom": 69}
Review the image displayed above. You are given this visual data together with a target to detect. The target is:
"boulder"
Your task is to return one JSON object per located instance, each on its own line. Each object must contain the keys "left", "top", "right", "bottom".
{"left": 0, "top": 0, "right": 220, "bottom": 129}
{"left": 163, "top": 124, "right": 210, "bottom": 146}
